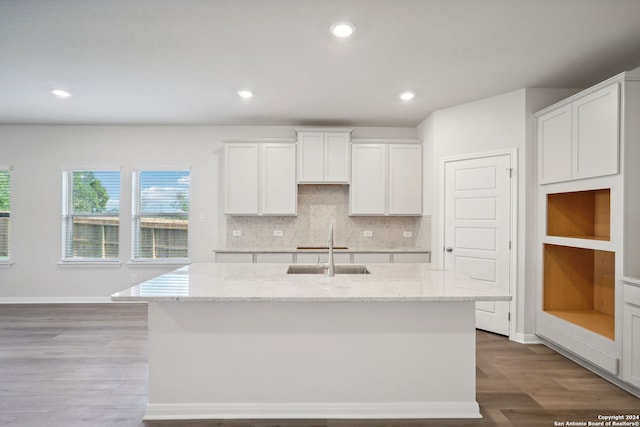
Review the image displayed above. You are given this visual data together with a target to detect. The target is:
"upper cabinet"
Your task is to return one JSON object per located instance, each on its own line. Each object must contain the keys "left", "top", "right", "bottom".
{"left": 572, "top": 84, "right": 620, "bottom": 180}
{"left": 350, "top": 142, "right": 422, "bottom": 216}
{"left": 538, "top": 83, "right": 620, "bottom": 184}
{"left": 297, "top": 129, "right": 351, "bottom": 184}
{"left": 224, "top": 142, "right": 297, "bottom": 216}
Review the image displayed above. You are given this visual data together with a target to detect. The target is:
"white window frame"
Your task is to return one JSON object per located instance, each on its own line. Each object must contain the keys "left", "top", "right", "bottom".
{"left": 130, "top": 168, "right": 190, "bottom": 265}
{"left": 59, "top": 168, "right": 121, "bottom": 267}
{"left": 0, "top": 166, "right": 11, "bottom": 268}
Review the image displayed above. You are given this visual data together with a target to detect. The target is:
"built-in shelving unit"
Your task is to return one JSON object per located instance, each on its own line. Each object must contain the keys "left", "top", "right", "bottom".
{"left": 543, "top": 243, "right": 615, "bottom": 340}
{"left": 546, "top": 189, "right": 610, "bottom": 241}
{"left": 535, "top": 71, "right": 640, "bottom": 395}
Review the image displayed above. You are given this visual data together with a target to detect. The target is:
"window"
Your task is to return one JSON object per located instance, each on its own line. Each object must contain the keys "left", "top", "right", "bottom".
{"left": 61, "top": 170, "right": 120, "bottom": 262}
{"left": 0, "top": 169, "right": 10, "bottom": 263}
{"left": 132, "top": 170, "right": 190, "bottom": 262}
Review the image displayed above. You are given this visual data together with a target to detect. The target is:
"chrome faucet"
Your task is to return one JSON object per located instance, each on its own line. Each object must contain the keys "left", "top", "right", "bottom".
{"left": 327, "top": 224, "right": 335, "bottom": 277}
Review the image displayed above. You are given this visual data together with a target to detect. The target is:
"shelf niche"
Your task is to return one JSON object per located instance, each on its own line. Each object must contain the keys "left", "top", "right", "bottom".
{"left": 547, "top": 188, "right": 610, "bottom": 240}
{"left": 543, "top": 244, "right": 615, "bottom": 340}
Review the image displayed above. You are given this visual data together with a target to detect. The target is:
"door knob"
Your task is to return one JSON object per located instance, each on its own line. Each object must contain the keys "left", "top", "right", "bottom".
{"left": 445, "top": 247, "right": 453, "bottom": 253}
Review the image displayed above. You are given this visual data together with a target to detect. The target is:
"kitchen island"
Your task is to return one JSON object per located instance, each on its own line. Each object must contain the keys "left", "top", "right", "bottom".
{"left": 112, "top": 262, "right": 511, "bottom": 421}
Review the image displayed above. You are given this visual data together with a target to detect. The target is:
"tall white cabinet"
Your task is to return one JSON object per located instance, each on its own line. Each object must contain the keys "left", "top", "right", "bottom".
{"left": 350, "top": 141, "right": 422, "bottom": 216}
{"left": 535, "top": 71, "right": 640, "bottom": 396}
{"left": 224, "top": 141, "right": 297, "bottom": 216}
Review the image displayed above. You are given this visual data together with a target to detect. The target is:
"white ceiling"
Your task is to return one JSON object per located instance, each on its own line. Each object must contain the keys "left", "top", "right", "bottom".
{"left": 2, "top": 0, "right": 640, "bottom": 127}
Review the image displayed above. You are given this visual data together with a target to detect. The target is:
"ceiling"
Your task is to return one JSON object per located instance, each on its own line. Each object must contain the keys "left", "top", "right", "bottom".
{"left": 2, "top": 0, "right": 640, "bottom": 127}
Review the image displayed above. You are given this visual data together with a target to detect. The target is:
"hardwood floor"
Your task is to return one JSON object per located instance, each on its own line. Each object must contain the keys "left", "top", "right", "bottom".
{"left": 0, "top": 304, "right": 638, "bottom": 427}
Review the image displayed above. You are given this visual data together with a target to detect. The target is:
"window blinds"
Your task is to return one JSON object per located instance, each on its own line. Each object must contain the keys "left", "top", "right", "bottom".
{"left": 132, "top": 170, "right": 190, "bottom": 260}
{"left": 0, "top": 170, "right": 10, "bottom": 260}
{"left": 62, "top": 170, "right": 120, "bottom": 260}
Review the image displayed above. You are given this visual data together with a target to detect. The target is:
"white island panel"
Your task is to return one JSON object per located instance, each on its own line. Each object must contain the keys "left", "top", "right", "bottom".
{"left": 146, "top": 300, "right": 479, "bottom": 420}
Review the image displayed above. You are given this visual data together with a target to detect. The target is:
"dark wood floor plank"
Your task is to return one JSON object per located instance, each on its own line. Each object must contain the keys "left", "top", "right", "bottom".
{"left": 0, "top": 303, "right": 638, "bottom": 427}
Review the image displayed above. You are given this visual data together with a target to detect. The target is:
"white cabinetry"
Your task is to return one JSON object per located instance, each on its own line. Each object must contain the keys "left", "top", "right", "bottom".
{"left": 350, "top": 144, "right": 386, "bottom": 214}
{"left": 350, "top": 142, "right": 422, "bottom": 216}
{"left": 224, "top": 142, "right": 296, "bottom": 216}
{"left": 535, "top": 71, "right": 640, "bottom": 393}
{"left": 538, "top": 83, "right": 620, "bottom": 184}
{"left": 297, "top": 129, "right": 351, "bottom": 183}
{"left": 538, "top": 105, "right": 572, "bottom": 184}
{"left": 623, "top": 283, "right": 640, "bottom": 388}
{"left": 388, "top": 144, "right": 423, "bottom": 214}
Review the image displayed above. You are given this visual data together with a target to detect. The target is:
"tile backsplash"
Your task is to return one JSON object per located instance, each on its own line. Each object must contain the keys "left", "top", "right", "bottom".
{"left": 226, "top": 185, "right": 431, "bottom": 249}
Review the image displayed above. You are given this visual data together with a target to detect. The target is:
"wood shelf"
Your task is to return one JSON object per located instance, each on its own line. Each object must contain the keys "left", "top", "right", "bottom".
{"left": 547, "top": 189, "right": 610, "bottom": 241}
{"left": 543, "top": 244, "right": 615, "bottom": 340}
{"left": 545, "top": 310, "right": 614, "bottom": 340}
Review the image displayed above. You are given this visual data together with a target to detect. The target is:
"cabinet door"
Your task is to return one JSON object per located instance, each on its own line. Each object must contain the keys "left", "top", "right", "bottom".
{"left": 623, "top": 302, "right": 640, "bottom": 388}
{"left": 388, "top": 144, "right": 422, "bottom": 215}
{"left": 350, "top": 144, "right": 386, "bottom": 215}
{"left": 225, "top": 143, "right": 259, "bottom": 214}
{"left": 255, "top": 253, "right": 294, "bottom": 263}
{"left": 538, "top": 105, "right": 572, "bottom": 184}
{"left": 297, "top": 132, "right": 324, "bottom": 183}
{"left": 261, "top": 144, "right": 297, "bottom": 215}
{"left": 572, "top": 83, "right": 620, "bottom": 180}
{"left": 324, "top": 132, "right": 350, "bottom": 183}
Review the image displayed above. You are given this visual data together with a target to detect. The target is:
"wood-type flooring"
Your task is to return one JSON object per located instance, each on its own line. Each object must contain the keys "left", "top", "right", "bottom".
{"left": 0, "top": 303, "right": 638, "bottom": 427}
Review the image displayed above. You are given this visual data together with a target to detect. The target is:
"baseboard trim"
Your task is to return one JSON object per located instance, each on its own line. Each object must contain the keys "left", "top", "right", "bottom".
{"left": 512, "top": 333, "right": 542, "bottom": 344}
{"left": 0, "top": 297, "right": 142, "bottom": 304}
{"left": 143, "top": 402, "right": 482, "bottom": 420}
{"left": 539, "top": 336, "right": 640, "bottom": 399}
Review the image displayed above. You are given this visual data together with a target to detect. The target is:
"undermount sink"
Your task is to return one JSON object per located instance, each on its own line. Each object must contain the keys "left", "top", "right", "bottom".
{"left": 286, "top": 264, "right": 370, "bottom": 275}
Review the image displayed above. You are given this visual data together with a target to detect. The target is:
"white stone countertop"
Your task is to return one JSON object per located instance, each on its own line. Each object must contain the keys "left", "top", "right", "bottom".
{"left": 111, "top": 263, "right": 511, "bottom": 303}
{"left": 214, "top": 247, "right": 431, "bottom": 253}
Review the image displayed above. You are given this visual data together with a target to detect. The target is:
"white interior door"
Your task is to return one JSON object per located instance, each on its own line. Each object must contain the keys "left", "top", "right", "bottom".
{"left": 444, "top": 154, "right": 512, "bottom": 336}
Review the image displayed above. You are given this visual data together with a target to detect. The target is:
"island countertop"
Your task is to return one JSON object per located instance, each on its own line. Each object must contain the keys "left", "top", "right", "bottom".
{"left": 111, "top": 262, "right": 511, "bottom": 303}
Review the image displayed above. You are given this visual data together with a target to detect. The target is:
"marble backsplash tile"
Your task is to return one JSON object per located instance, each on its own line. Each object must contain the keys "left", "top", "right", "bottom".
{"left": 226, "top": 186, "right": 431, "bottom": 249}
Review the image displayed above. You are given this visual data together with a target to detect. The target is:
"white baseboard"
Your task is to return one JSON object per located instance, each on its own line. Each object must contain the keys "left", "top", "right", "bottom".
{"left": 0, "top": 297, "right": 132, "bottom": 304}
{"left": 512, "top": 332, "right": 542, "bottom": 344}
{"left": 144, "top": 402, "right": 482, "bottom": 420}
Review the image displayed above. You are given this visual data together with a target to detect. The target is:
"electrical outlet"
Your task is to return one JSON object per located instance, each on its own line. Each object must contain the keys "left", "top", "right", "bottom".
{"left": 403, "top": 231, "right": 413, "bottom": 238}
{"left": 273, "top": 230, "right": 283, "bottom": 237}
{"left": 363, "top": 230, "right": 373, "bottom": 237}
{"left": 232, "top": 230, "right": 242, "bottom": 237}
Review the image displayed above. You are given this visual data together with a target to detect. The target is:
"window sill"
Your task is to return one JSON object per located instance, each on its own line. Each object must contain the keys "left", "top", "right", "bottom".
{"left": 0, "top": 261, "right": 12, "bottom": 269}
{"left": 57, "top": 260, "right": 122, "bottom": 268}
{"left": 128, "top": 259, "right": 190, "bottom": 268}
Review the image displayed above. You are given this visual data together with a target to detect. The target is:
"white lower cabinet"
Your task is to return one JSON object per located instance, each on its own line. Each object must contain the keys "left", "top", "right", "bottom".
{"left": 255, "top": 253, "right": 294, "bottom": 263}
{"left": 295, "top": 253, "right": 351, "bottom": 264}
{"left": 393, "top": 252, "right": 431, "bottom": 263}
{"left": 623, "top": 284, "right": 640, "bottom": 388}
{"left": 352, "top": 253, "right": 391, "bottom": 263}
{"left": 215, "top": 251, "right": 430, "bottom": 264}
{"left": 215, "top": 252, "right": 253, "bottom": 263}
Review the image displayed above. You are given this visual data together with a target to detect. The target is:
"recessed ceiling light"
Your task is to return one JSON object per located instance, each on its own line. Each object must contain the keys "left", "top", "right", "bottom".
{"left": 400, "top": 91, "right": 415, "bottom": 101}
{"left": 237, "top": 90, "right": 253, "bottom": 99}
{"left": 51, "top": 88, "right": 71, "bottom": 98}
{"left": 330, "top": 22, "right": 355, "bottom": 38}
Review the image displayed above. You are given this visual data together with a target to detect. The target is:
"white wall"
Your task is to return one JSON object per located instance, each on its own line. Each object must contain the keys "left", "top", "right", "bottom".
{"left": 0, "top": 125, "right": 416, "bottom": 299}
{"left": 417, "top": 88, "right": 578, "bottom": 341}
